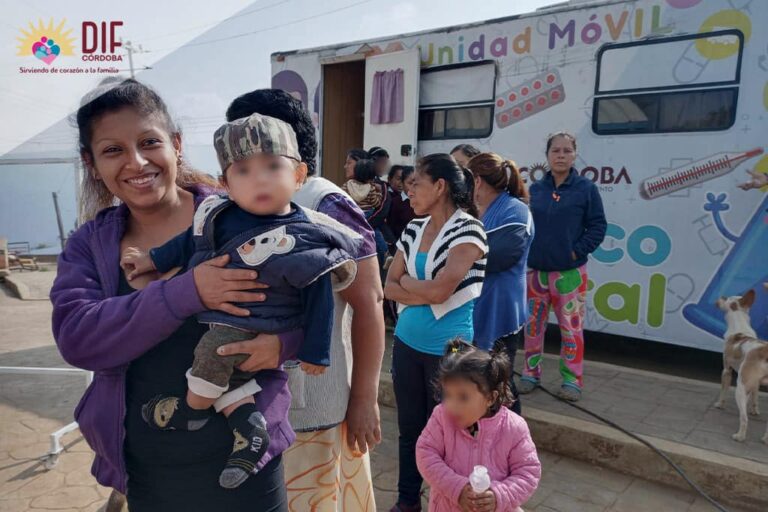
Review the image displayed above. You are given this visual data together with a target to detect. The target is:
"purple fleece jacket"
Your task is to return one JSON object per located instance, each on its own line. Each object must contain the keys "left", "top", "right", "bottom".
{"left": 50, "top": 185, "right": 298, "bottom": 493}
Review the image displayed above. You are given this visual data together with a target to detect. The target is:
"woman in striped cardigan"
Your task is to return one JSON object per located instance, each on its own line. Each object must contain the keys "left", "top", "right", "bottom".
{"left": 384, "top": 154, "right": 488, "bottom": 512}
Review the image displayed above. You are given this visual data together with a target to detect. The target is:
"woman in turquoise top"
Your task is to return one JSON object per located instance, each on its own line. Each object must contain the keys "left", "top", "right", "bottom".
{"left": 384, "top": 154, "right": 488, "bottom": 512}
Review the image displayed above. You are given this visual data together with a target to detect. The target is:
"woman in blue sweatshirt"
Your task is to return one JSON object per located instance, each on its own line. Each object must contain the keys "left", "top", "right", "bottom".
{"left": 469, "top": 152, "right": 533, "bottom": 415}
{"left": 521, "top": 132, "right": 606, "bottom": 402}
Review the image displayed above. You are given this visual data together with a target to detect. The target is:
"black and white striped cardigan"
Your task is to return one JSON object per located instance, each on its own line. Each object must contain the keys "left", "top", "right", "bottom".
{"left": 396, "top": 208, "right": 488, "bottom": 319}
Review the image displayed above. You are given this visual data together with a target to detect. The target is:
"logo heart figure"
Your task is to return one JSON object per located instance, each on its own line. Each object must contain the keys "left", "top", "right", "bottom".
{"left": 31, "top": 36, "right": 60, "bottom": 65}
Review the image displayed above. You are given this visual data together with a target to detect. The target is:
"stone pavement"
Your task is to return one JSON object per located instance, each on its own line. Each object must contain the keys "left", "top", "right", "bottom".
{"left": 516, "top": 355, "right": 768, "bottom": 464}
{"left": 0, "top": 274, "right": 112, "bottom": 512}
{"left": 371, "top": 405, "right": 749, "bottom": 512}
{"left": 380, "top": 327, "right": 768, "bottom": 464}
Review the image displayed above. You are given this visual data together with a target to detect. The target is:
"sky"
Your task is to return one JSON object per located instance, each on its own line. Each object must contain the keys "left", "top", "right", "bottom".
{"left": 0, "top": 0, "right": 559, "bottom": 252}
{"left": 0, "top": 0, "right": 555, "bottom": 157}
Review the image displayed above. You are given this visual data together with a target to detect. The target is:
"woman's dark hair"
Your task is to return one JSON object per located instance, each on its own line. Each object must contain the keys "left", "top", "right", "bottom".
{"left": 450, "top": 144, "right": 481, "bottom": 159}
{"left": 353, "top": 159, "right": 377, "bottom": 183}
{"left": 545, "top": 131, "right": 577, "bottom": 154}
{"left": 75, "top": 78, "right": 217, "bottom": 221}
{"left": 347, "top": 148, "right": 369, "bottom": 162}
{"left": 416, "top": 154, "right": 479, "bottom": 218}
{"left": 77, "top": 78, "right": 175, "bottom": 161}
{"left": 226, "top": 89, "right": 318, "bottom": 175}
{"left": 468, "top": 152, "right": 529, "bottom": 203}
{"left": 368, "top": 146, "right": 389, "bottom": 160}
{"left": 437, "top": 339, "right": 513, "bottom": 415}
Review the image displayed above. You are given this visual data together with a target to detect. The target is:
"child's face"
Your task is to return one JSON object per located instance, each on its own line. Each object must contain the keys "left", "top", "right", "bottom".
{"left": 441, "top": 377, "right": 495, "bottom": 429}
{"left": 222, "top": 153, "right": 306, "bottom": 215}
{"left": 375, "top": 157, "right": 390, "bottom": 177}
{"left": 388, "top": 169, "right": 403, "bottom": 193}
{"left": 344, "top": 156, "right": 357, "bottom": 180}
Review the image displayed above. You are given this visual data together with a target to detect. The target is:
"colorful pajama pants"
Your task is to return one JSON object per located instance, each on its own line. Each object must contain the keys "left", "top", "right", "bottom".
{"left": 523, "top": 265, "right": 588, "bottom": 389}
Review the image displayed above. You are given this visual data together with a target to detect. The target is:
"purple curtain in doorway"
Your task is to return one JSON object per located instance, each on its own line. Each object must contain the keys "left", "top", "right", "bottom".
{"left": 371, "top": 68, "right": 404, "bottom": 124}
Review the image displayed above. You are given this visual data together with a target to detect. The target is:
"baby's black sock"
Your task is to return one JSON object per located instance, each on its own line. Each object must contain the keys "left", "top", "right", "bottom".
{"left": 219, "top": 404, "right": 270, "bottom": 489}
{"left": 141, "top": 394, "right": 211, "bottom": 431}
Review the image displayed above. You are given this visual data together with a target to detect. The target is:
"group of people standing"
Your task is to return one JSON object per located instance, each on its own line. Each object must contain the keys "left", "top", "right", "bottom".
{"left": 341, "top": 146, "right": 417, "bottom": 276}
{"left": 385, "top": 138, "right": 607, "bottom": 511}
{"left": 50, "top": 76, "right": 606, "bottom": 512}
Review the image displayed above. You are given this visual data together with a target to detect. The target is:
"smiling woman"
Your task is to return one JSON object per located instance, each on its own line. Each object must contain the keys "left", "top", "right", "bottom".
{"left": 51, "top": 79, "right": 298, "bottom": 511}
{"left": 75, "top": 78, "right": 217, "bottom": 223}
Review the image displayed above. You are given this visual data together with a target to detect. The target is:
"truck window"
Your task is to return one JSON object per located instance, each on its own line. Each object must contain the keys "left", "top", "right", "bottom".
{"left": 593, "top": 30, "right": 742, "bottom": 135}
{"left": 418, "top": 60, "right": 496, "bottom": 140}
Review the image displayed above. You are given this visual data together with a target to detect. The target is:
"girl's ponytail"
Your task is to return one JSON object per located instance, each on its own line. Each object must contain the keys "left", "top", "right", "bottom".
{"left": 487, "top": 347, "right": 513, "bottom": 411}
{"left": 437, "top": 338, "right": 514, "bottom": 414}
{"left": 444, "top": 338, "right": 473, "bottom": 356}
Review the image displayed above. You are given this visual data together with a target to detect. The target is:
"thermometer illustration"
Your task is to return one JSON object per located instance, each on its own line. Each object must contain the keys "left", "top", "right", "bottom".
{"left": 640, "top": 148, "right": 764, "bottom": 200}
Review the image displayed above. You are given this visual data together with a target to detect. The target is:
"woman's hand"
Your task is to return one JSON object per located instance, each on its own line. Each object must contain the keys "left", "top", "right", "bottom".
{"left": 217, "top": 333, "right": 282, "bottom": 372}
{"left": 399, "top": 274, "right": 418, "bottom": 288}
{"left": 383, "top": 252, "right": 426, "bottom": 305}
{"left": 399, "top": 243, "right": 483, "bottom": 305}
{"left": 193, "top": 255, "right": 268, "bottom": 317}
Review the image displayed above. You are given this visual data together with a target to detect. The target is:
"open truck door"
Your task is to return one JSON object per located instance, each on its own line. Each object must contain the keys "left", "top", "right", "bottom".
{"left": 363, "top": 48, "right": 421, "bottom": 166}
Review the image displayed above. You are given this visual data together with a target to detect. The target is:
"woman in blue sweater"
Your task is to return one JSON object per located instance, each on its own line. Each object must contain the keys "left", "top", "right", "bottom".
{"left": 521, "top": 132, "right": 606, "bottom": 402}
{"left": 469, "top": 152, "right": 533, "bottom": 415}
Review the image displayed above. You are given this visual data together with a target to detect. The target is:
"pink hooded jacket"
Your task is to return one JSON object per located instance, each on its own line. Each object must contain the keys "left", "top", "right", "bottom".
{"left": 416, "top": 404, "right": 541, "bottom": 511}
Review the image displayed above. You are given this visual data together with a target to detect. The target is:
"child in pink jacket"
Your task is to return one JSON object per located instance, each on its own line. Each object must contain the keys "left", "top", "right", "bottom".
{"left": 416, "top": 340, "right": 541, "bottom": 512}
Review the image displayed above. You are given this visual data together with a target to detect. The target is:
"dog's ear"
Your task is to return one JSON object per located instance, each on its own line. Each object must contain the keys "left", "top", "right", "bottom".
{"left": 739, "top": 289, "right": 756, "bottom": 309}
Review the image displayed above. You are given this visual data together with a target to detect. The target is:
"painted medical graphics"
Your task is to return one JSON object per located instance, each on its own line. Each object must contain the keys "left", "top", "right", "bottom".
{"left": 640, "top": 149, "right": 764, "bottom": 200}
{"left": 495, "top": 70, "right": 566, "bottom": 129}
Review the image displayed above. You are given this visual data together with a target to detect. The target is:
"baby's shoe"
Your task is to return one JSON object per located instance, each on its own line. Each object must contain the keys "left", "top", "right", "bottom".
{"left": 141, "top": 394, "right": 211, "bottom": 431}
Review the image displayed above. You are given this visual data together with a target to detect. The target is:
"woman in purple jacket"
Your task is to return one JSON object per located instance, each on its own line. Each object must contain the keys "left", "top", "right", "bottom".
{"left": 50, "top": 79, "right": 295, "bottom": 511}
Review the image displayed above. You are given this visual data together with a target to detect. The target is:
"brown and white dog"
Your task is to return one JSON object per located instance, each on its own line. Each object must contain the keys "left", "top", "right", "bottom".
{"left": 714, "top": 289, "right": 768, "bottom": 444}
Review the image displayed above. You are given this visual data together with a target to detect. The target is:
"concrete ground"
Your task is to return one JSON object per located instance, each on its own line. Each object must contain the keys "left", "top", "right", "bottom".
{"left": 379, "top": 333, "right": 768, "bottom": 465}
{"left": 0, "top": 269, "right": 753, "bottom": 511}
{"left": 516, "top": 356, "right": 768, "bottom": 464}
{"left": 0, "top": 273, "right": 112, "bottom": 512}
{"left": 371, "top": 406, "right": 748, "bottom": 512}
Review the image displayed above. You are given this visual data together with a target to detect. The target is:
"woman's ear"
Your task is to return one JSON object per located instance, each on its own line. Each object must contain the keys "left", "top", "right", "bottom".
{"left": 171, "top": 132, "right": 183, "bottom": 159}
{"left": 436, "top": 177, "right": 447, "bottom": 197}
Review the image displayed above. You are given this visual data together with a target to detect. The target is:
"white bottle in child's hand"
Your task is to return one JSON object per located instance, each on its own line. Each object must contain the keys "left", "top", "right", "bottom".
{"left": 469, "top": 465, "right": 491, "bottom": 493}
